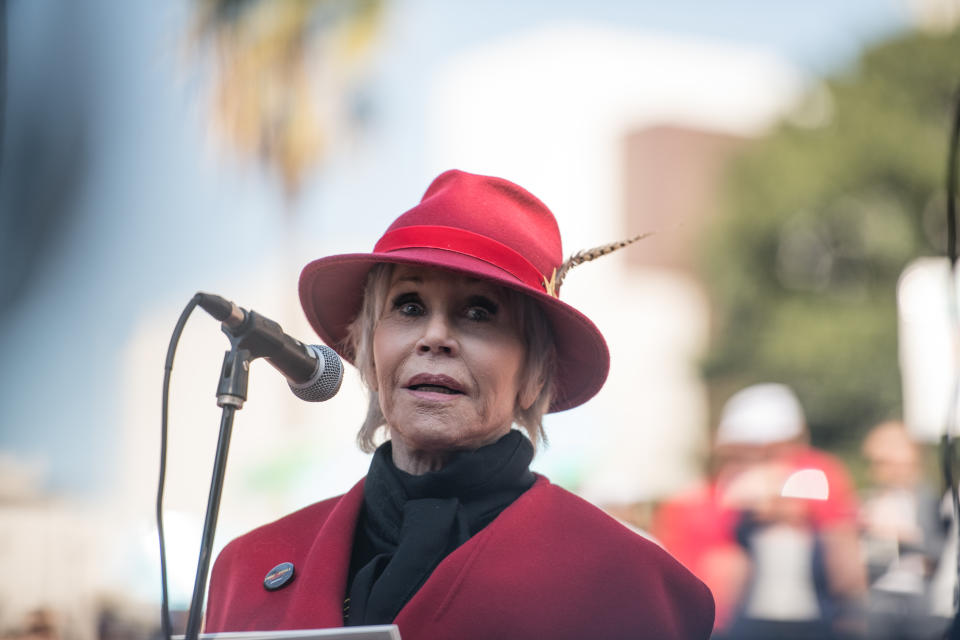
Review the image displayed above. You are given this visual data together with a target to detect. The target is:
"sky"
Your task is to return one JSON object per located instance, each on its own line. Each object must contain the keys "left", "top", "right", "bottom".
{"left": 0, "top": 0, "right": 916, "bottom": 496}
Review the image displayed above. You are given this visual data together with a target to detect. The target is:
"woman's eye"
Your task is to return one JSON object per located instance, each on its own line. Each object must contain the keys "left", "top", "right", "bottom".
{"left": 391, "top": 293, "right": 424, "bottom": 316}
{"left": 463, "top": 296, "right": 498, "bottom": 322}
{"left": 465, "top": 307, "right": 491, "bottom": 322}
{"left": 400, "top": 302, "right": 424, "bottom": 316}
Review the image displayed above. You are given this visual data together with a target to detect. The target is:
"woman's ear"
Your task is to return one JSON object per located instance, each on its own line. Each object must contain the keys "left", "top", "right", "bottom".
{"left": 518, "top": 374, "right": 545, "bottom": 411}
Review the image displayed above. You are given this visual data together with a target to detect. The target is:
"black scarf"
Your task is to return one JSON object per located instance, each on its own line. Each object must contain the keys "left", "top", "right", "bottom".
{"left": 345, "top": 430, "right": 535, "bottom": 626}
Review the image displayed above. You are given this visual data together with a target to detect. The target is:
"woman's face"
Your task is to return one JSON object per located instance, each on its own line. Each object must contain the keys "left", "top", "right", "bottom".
{"left": 372, "top": 265, "right": 529, "bottom": 455}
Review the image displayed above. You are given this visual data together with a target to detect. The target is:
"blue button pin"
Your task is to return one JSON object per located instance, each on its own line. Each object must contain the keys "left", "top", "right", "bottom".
{"left": 263, "top": 562, "right": 295, "bottom": 591}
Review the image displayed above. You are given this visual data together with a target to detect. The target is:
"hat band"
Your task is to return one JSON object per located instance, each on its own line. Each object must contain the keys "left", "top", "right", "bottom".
{"left": 375, "top": 225, "right": 550, "bottom": 292}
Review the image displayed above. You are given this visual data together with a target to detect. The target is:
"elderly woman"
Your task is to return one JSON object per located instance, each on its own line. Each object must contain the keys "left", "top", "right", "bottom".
{"left": 204, "top": 170, "right": 714, "bottom": 639}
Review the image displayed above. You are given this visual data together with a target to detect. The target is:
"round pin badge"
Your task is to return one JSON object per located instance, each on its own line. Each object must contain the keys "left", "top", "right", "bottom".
{"left": 263, "top": 562, "right": 295, "bottom": 591}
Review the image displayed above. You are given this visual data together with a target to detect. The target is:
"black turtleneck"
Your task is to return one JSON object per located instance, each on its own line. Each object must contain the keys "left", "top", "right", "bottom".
{"left": 344, "top": 430, "right": 535, "bottom": 626}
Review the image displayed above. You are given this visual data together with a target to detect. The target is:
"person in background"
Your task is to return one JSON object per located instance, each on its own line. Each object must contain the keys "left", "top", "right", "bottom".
{"left": 652, "top": 451, "right": 750, "bottom": 637}
{"left": 859, "top": 420, "right": 949, "bottom": 639}
{"left": 713, "top": 383, "right": 867, "bottom": 639}
{"left": 203, "top": 169, "right": 714, "bottom": 639}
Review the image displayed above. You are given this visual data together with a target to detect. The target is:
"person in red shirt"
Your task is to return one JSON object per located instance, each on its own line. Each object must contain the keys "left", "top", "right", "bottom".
{"left": 717, "top": 383, "right": 865, "bottom": 639}
{"left": 655, "top": 383, "right": 865, "bottom": 639}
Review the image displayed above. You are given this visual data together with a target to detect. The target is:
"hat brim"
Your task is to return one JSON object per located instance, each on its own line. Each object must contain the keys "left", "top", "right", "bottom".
{"left": 298, "top": 248, "right": 609, "bottom": 412}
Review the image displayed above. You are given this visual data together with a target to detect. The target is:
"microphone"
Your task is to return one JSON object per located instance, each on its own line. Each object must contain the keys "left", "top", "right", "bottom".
{"left": 197, "top": 292, "right": 343, "bottom": 402}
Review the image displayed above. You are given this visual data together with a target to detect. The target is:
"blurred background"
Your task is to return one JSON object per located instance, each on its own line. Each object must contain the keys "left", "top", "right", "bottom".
{"left": 2, "top": 0, "right": 960, "bottom": 638}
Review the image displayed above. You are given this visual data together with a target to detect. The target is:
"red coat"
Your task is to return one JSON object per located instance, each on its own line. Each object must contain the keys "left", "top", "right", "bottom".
{"left": 206, "top": 475, "right": 714, "bottom": 639}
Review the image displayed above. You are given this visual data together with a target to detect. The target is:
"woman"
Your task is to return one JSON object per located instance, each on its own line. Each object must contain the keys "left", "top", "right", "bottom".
{"left": 204, "top": 170, "right": 714, "bottom": 639}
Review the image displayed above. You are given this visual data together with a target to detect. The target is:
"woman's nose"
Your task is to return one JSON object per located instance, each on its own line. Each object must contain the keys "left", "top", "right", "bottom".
{"left": 416, "top": 313, "right": 458, "bottom": 355}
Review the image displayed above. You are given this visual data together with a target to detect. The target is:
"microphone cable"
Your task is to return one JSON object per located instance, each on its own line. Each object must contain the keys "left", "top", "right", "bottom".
{"left": 157, "top": 293, "right": 202, "bottom": 640}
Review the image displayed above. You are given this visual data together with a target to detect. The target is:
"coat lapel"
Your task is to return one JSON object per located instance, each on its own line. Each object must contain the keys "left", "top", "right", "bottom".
{"left": 392, "top": 475, "right": 547, "bottom": 632}
{"left": 283, "top": 479, "right": 366, "bottom": 628}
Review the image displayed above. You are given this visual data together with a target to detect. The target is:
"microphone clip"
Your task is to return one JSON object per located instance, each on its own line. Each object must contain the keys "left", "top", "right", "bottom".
{"left": 216, "top": 346, "right": 251, "bottom": 409}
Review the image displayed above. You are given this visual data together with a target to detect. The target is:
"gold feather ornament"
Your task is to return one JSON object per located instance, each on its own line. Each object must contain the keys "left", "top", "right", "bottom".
{"left": 542, "top": 232, "right": 654, "bottom": 298}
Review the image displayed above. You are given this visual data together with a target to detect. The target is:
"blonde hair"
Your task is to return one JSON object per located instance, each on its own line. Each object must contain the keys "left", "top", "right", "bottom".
{"left": 345, "top": 263, "right": 557, "bottom": 453}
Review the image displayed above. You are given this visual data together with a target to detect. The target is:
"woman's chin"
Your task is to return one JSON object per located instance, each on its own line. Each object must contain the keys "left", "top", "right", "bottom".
{"left": 393, "top": 425, "right": 474, "bottom": 454}
{"left": 390, "top": 418, "right": 510, "bottom": 458}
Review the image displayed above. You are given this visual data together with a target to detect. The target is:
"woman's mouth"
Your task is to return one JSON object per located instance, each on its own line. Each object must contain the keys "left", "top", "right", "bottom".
{"left": 404, "top": 374, "right": 465, "bottom": 395}
{"left": 408, "top": 384, "right": 461, "bottom": 394}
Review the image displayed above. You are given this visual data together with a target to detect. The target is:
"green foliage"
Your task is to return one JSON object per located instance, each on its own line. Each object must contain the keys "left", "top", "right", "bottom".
{"left": 702, "top": 28, "right": 960, "bottom": 452}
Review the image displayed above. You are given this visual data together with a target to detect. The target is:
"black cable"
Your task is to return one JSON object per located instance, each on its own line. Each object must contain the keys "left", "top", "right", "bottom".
{"left": 158, "top": 293, "right": 202, "bottom": 640}
{"left": 943, "top": 84, "right": 960, "bottom": 639}
{"left": 949, "top": 85, "right": 960, "bottom": 268}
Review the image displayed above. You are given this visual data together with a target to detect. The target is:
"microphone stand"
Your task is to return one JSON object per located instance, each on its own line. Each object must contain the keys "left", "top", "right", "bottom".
{"left": 183, "top": 328, "right": 252, "bottom": 640}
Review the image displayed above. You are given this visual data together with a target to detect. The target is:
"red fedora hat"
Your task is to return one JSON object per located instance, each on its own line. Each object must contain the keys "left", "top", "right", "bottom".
{"left": 298, "top": 169, "right": 609, "bottom": 411}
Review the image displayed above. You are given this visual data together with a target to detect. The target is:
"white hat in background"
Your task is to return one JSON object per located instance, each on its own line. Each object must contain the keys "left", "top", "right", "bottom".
{"left": 716, "top": 383, "right": 805, "bottom": 446}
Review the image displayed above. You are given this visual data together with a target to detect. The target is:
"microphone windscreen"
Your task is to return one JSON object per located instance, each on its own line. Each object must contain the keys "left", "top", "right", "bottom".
{"left": 288, "top": 344, "right": 344, "bottom": 402}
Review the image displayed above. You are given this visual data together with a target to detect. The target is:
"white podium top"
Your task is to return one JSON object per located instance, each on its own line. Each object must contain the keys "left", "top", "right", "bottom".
{"left": 174, "top": 626, "right": 400, "bottom": 640}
